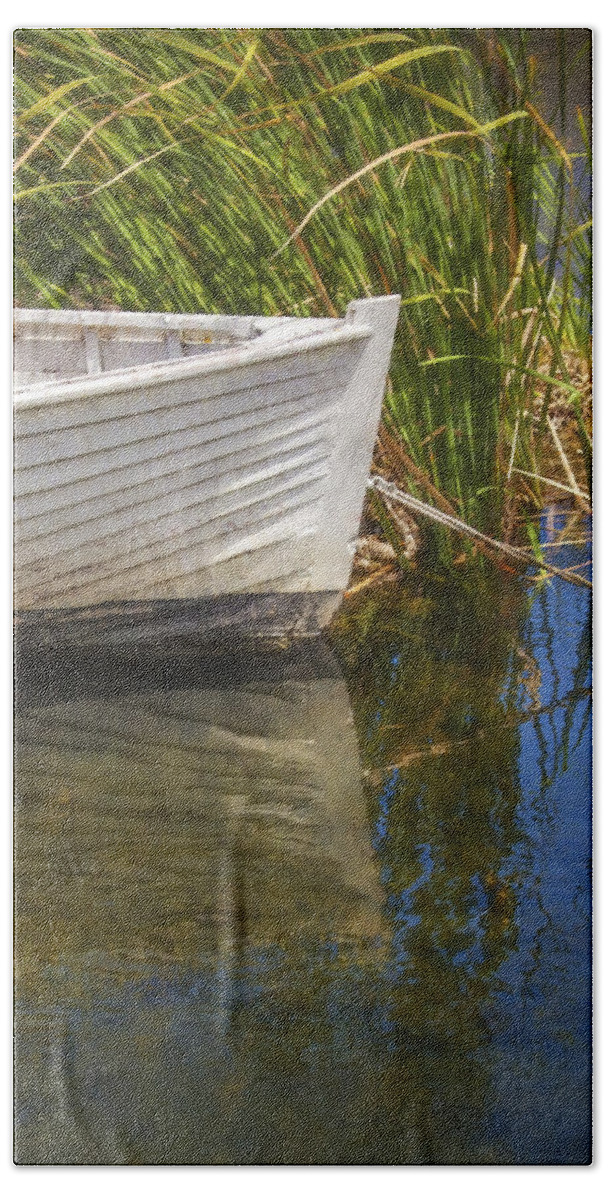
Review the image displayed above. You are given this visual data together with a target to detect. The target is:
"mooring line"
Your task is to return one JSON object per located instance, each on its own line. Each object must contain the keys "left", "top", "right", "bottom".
{"left": 367, "top": 474, "right": 592, "bottom": 590}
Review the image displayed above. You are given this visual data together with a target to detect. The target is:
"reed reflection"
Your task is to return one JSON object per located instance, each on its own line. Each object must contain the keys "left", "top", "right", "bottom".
{"left": 15, "top": 505, "right": 591, "bottom": 1163}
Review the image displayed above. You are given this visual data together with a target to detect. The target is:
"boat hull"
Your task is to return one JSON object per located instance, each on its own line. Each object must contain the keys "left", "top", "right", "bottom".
{"left": 14, "top": 297, "right": 400, "bottom": 628}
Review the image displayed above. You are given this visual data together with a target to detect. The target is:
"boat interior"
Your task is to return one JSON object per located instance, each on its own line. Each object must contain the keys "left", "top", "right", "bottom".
{"left": 13, "top": 308, "right": 343, "bottom": 390}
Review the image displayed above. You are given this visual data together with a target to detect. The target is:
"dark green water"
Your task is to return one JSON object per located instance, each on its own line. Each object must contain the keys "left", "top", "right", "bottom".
{"left": 14, "top": 504, "right": 591, "bottom": 1164}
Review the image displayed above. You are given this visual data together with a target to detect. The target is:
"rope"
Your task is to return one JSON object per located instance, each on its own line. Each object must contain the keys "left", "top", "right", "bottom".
{"left": 367, "top": 474, "right": 592, "bottom": 590}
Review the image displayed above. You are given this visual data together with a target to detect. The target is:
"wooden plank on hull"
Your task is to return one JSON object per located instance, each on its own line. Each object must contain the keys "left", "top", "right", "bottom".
{"left": 16, "top": 446, "right": 330, "bottom": 567}
{"left": 16, "top": 424, "right": 331, "bottom": 535}
{"left": 14, "top": 383, "right": 339, "bottom": 499}
{"left": 15, "top": 480, "right": 325, "bottom": 609}
{"left": 13, "top": 355, "right": 350, "bottom": 465}
{"left": 15, "top": 514, "right": 320, "bottom": 611}
{"left": 14, "top": 345, "right": 356, "bottom": 448}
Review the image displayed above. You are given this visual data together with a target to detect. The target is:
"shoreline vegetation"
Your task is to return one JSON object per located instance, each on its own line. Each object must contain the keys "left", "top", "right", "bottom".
{"left": 13, "top": 28, "right": 592, "bottom": 589}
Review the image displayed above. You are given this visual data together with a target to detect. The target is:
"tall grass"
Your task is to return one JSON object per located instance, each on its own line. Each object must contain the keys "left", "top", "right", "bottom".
{"left": 13, "top": 28, "right": 592, "bottom": 565}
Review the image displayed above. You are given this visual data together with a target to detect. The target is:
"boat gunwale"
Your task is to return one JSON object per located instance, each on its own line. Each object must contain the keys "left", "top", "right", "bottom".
{"left": 14, "top": 307, "right": 341, "bottom": 333}
{"left": 13, "top": 320, "right": 371, "bottom": 412}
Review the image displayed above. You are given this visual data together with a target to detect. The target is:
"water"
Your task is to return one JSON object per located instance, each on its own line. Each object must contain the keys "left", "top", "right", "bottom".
{"left": 14, "top": 505, "right": 591, "bottom": 1164}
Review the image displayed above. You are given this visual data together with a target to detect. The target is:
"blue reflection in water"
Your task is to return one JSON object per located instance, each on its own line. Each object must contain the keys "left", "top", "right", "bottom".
{"left": 483, "top": 506, "right": 591, "bottom": 1163}
{"left": 371, "top": 504, "right": 591, "bottom": 1163}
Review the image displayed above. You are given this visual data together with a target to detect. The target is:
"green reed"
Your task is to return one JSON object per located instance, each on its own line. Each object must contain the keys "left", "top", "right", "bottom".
{"left": 13, "top": 28, "right": 591, "bottom": 565}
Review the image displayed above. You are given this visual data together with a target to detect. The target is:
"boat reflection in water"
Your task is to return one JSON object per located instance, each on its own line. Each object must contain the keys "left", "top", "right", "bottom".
{"left": 15, "top": 632, "right": 393, "bottom": 1164}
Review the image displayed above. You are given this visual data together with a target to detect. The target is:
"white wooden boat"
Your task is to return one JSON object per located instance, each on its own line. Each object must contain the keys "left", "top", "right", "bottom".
{"left": 13, "top": 295, "right": 399, "bottom": 635}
